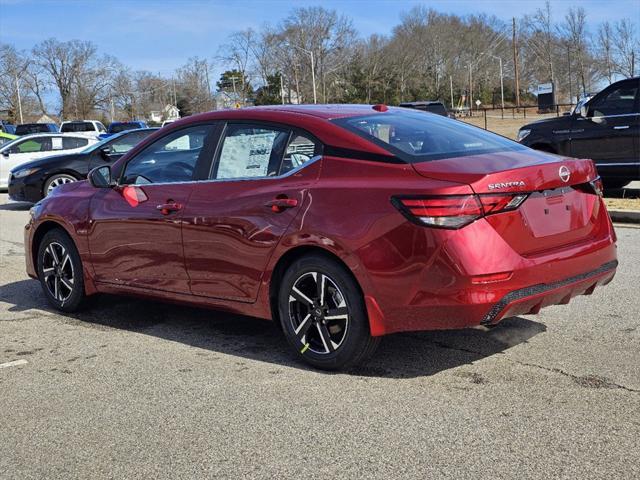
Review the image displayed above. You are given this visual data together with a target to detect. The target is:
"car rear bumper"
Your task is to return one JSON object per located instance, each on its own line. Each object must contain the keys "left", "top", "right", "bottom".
{"left": 363, "top": 211, "right": 618, "bottom": 335}
{"left": 481, "top": 260, "right": 617, "bottom": 325}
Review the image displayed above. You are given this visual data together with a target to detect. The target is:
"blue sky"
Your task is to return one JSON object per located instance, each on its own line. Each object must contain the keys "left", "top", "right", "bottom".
{"left": 1, "top": 0, "right": 638, "bottom": 78}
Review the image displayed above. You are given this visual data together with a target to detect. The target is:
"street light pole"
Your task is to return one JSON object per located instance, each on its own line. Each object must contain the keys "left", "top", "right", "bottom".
{"left": 309, "top": 49, "right": 317, "bottom": 104}
{"left": 15, "top": 75, "right": 24, "bottom": 124}
{"left": 289, "top": 44, "right": 317, "bottom": 104}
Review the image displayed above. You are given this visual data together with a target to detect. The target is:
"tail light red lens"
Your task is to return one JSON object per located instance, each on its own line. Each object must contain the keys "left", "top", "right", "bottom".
{"left": 392, "top": 193, "right": 528, "bottom": 229}
{"left": 392, "top": 195, "right": 482, "bottom": 229}
{"left": 479, "top": 193, "right": 528, "bottom": 214}
{"left": 574, "top": 176, "right": 604, "bottom": 197}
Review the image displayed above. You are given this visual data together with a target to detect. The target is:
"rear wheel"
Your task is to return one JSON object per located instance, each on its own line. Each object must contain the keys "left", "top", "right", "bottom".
{"left": 44, "top": 174, "right": 77, "bottom": 197}
{"left": 37, "top": 229, "right": 85, "bottom": 312}
{"left": 278, "top": 254, "right": 379, "bottom": 370}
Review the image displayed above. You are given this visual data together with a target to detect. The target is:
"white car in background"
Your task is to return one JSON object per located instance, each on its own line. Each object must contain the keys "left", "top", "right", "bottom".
{"left": 60, "top": 120, "right": 107, "bottom": 138}
{"left": 0, "top": 133, "right": 98, "bottom": 189}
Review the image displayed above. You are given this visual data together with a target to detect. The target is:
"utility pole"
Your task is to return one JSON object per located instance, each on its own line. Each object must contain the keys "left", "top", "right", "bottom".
{"left": 280, "top": 74, "right": 285, "bottom": 105}
{"left": 110, "top": 96, "right": 115, "bottom": 122}
{"left": 172, "top": 79, "right": 177, "bottom": 106}
{"left": 204, "top": 60, "right": 212, "bottom": 108}
{"left": 567, "top": 44, "right": 572, "bottom": 103}
{"left": 498, "top": 57, "right": 504, "bottom": 109}
{"left": 449, "top": 75, "right": 454, "bottom": 109}
{"left": 512, "top": 17, "right": 521, "bottom": 108}
{"left": 468, "top": 64, "right": 473, "bottom": 115}
{"left": 15, "top": 75, "right": 23, "bottom": 124}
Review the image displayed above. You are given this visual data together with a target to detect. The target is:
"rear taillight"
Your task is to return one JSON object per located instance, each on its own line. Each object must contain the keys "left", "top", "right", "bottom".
{"left": 574, "top": 176, "right": 604, "bottom": 197}
{"left": 392, "top": 193, "right": 528, "bottom": 229}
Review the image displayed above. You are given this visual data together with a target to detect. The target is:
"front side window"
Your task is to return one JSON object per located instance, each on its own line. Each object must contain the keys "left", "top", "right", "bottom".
{"left": 122, "top": 125, "right": 214, "bottom": 184}
{"left": 212, "top": 124, "right": 290, "bottom": 180}
{"left": 10, "top": 137, "right": 52, "bottom": 154}
{"left": 589, "top": 82, "right": 639, "bottom": 117}
{"left": 334, "top": 109, "right": 525, "bottom": 163}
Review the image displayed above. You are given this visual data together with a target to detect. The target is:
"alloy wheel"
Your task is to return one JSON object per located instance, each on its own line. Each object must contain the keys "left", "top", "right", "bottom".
{"left": 288, "top": 271, "right": 350, "bottom": 354}
{"left": 42, "top": 241, "right": 75, "bottom": 303}
{"left": 46, "top": 175, "right": 76, "bottom": 195}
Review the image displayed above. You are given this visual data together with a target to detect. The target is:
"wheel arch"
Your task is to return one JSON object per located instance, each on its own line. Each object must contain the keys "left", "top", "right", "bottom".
{"left": 268, "top": 245, "right": 367, "bottom": 331}
{"left": 31, "top": 220, "right": 70, "bottom": 267}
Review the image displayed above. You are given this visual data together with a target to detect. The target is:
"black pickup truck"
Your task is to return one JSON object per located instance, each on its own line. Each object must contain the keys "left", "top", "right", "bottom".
{"left": 517, "top": 77, "right": 639, "bottom": 189}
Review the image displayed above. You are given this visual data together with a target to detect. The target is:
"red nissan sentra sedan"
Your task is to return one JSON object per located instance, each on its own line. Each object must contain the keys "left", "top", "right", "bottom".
{"left": 24, "top": 105, "right": 617, "bottom": 369}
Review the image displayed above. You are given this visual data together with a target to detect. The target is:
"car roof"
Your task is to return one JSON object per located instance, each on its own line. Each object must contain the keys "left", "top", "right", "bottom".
{"left": 184, "top": 104, "right": 411, "bottom": 123}
{"left": 11, "top": 133, "right": 92, "bottom": 140}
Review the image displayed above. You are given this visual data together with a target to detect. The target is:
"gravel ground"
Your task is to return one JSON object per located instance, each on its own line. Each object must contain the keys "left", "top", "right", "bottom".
{"left": 1, "top": 193, "right": 638, "bottom": 479}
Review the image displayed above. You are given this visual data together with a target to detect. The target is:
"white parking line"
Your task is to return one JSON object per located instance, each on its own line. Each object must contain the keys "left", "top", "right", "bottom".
{"left": 0, "top": 359, "right": 28, "bottom": 369}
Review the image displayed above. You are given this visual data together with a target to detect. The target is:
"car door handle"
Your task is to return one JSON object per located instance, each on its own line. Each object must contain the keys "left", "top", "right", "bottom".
{"left": 613, "top": 125, "right": 630, "bottom": 130}
{"left": 156, "top": 202, "right": 183, "bottom": 215}
{"left": 265, "top": 197, "right": 298, "bottom": 212}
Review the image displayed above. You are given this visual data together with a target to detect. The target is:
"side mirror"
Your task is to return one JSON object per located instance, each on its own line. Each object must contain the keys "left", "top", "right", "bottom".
{"left": 88, "top": 165, "right": 113, "bottom": 188}
{"left": 2, "top": 150, "right": 9, "bottom": 157}
{"left": 579, "top": 105, "right": 588, "bottom": 117}
{"left": 99, "top": 146, "right": 112, "bottom": 159}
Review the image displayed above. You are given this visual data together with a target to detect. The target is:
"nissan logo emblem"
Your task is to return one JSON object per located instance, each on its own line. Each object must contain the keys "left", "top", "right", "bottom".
{"left": 559, "top": 165, "right": 571, "bottom": 183}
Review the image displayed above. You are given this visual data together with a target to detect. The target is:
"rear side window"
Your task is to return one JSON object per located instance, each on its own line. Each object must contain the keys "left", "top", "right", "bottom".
{"left": 281, "top": 134, "right": 321, "bottom": 175}
{"left": 16, "top": 124, "right": 49, "bottom": 135}
{"left": 110, "top": 123, "right": 141, "bottom": 134}
{"left": 107, "top": 130, "right": 153, "bottom": 154}
{"left": 212, "top": 124, "right": 290, "bottom": 180}
{"left": 61, "top": 122, "right": 95, "bottom": 132}
{"left": 334, "top": 110, "right": 525, "bottom": 163}
{"left": 61, "top": 137, "right": 89, "bottom": 149}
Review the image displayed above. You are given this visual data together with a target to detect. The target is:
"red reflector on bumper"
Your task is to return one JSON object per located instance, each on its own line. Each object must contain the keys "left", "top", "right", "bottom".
{"left": 471, "top": 272, "right": 513, "bottom": 284}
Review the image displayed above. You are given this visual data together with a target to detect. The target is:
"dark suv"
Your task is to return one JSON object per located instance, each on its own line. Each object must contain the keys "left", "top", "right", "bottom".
{"left": 518, "top": 77, "right": 639, "bottom": 189}
{"left": 399, "top": 101, "right": 451, "bottom": 117}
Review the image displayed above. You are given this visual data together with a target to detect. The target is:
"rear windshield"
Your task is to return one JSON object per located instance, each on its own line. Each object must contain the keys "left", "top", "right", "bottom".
{"left": 61, "top": 122, "right": 95, "bottom": 132}
{"left": 110, "top": 123, "right": 141, "bottom": 133}
{"left": 333, "top": 109, "right": 526, "bottom": 163}
{"left": 16, "top": 124, "right": 50, "bottom": 135}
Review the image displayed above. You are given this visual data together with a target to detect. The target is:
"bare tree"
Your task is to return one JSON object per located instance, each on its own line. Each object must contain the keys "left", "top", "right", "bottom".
{"left": 561, "top": 7, "right": 589, "bottom": 96}
{"left": 613, "top": 19, "right": 638, "bottom": 77}
{"left": 597, "top": 22, "right": 615, "bottom": 83}
{"left": 32, "top": 39, "right": 99, "bottom": 120}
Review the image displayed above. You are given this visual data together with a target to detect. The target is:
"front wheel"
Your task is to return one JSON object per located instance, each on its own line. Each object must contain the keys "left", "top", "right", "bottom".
{"left": 278, "top": 254, "right": 380, "bottom": 370}
{"left": 37, "top": 229, "right": 86, "bottom": 312}
{"left": 44, "top": 174, "right": 77, "bottom": 197}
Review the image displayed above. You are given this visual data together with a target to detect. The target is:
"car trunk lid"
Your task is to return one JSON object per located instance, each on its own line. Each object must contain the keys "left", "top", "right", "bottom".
{"left": 410, "top": 150, "right": 608, "bottom": 255}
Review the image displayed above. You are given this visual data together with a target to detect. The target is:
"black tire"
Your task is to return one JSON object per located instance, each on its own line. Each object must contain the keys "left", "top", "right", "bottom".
{"left": 37, "top": 229, "right": 86, "bottom": 312}
{"left": 44, "top": 174, "right": 77, "bottom": 197}
{"left": 602, "top": 179, "right": 629, "bottom": 190}
{"left": 278, "top": 254, "right": 380, "bottom": 370}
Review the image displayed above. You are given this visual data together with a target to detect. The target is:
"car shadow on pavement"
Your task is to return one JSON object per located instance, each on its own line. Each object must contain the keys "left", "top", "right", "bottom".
{"left": 1, "top": 279, "right": 547, "bottom": 378}
{"left": 0, "top": 201, "right": 32, "bottom": 211}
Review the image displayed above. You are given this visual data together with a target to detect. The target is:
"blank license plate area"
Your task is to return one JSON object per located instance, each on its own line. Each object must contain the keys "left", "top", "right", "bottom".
{"left": 521, "top": 188, "right": 592, "bottom": 238}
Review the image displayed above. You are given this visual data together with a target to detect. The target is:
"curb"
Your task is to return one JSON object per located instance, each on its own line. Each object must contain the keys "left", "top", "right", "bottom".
{"left": 609, "top": 209, "right": 640, "bottom": 224}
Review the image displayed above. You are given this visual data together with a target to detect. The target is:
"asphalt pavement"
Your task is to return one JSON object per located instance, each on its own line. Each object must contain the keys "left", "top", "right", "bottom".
{"left": 1, "top": 193, "right": 638, "bottom": 479}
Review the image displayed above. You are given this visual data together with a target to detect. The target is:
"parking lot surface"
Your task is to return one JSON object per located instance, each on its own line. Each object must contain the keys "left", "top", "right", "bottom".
{"left": 1, "top": 193, "right": 639, "bottom": 479}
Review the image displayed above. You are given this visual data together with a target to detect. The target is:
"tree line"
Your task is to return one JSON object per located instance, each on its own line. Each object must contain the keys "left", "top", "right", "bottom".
{"left": 1, "top": 1, "right": 637, "bottom": 124}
